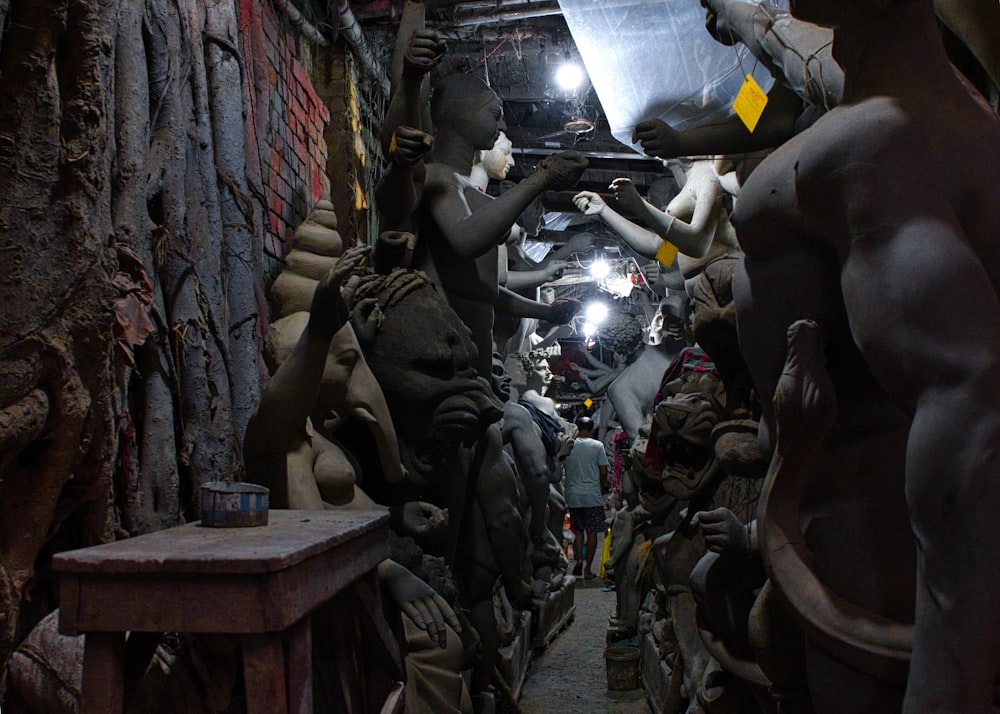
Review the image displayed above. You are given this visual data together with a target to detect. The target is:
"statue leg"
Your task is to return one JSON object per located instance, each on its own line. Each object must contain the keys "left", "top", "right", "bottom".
{"left": 472, "top": 426, "right": 531, "bottom": 607}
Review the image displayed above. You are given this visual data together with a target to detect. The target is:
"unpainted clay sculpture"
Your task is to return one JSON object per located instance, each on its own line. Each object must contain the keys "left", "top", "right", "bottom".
{"left": 414, "top": 72, "right": 587, "bottom": 377}
{"left": 731, "top": 0, "right": 1000, "bottom": 709}
{"left": 573, "top": 158, "right": 740, "bottom": 296}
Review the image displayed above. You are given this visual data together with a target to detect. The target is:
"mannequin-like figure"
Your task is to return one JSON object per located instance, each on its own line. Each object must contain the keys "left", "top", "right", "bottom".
{"left": 731, "top": 0, "right": 1000, "bottom": 710}
{"left": 414, "top": 72, "right": 587, "bottom": 377}
{"left": 495, "top": 352, "right": 575, "bottom": 565}
{"left": 573, "top": 158, "right": 740, "bottom": 295}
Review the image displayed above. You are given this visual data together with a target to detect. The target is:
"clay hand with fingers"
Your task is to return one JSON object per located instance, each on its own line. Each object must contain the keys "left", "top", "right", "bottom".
{"left": 378, "top": 559, "right": 461, "bottom": 648}
{"left": 692, "top": 507, "right": 751, "bottom": 557}
{"left": 573, "top": 190, "right": 607, "bottom": 217}
{"left": 539, "top": 151, "right": 589, "bottom": 189}
{"left": 404, "top": 29, "right": 447, "bottom": 74}
{"left": 309, "top": 245, "right": 371, "bottom": 338}
{"left": 609, "top": 178, "right": 646, "bottom": 216}
{"left": 400, "top": 501, "right": 449, "bottom": 535}
{"left": 632, "top": 119, "right": 682, "bottom": 160}
{"left": 389, "top": 125, "right": 434, "bottom": 166}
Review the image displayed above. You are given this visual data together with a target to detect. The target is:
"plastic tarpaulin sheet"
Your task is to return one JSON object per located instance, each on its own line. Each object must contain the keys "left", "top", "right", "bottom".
{"left": 557, "top": 0, "right": 786, "bottom": 152}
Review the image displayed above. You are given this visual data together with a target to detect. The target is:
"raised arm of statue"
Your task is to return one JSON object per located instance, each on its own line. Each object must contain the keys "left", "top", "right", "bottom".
{"left": 703, "top": 0, "right": 842, "bottom": 110}
{"left": 611, "top": 175, "right": 721, "bottom": 259}
{"left": 631, "top": 84, "right": 803, "bottom": 161}
{"left": 504, "top": 260, "right": 568, "bottom": 291}
{"left": 375, "top": 23, "right": 445, "bottom": 230}
{"left": 572, "top": 190, "right": 674, "bottom": 263}
{"left": 380, "top": 0, "right": 445, "bottom": 155}
{"left": 243, "top": 245, "right": 370, "bottom": 454}
{"left": 425, "top": 151, "right": 588, "bottom": 259}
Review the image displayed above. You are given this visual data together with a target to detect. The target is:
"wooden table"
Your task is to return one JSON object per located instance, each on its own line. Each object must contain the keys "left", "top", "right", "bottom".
{"left": 53, "top": 509, "right": 395, "bottom": 714}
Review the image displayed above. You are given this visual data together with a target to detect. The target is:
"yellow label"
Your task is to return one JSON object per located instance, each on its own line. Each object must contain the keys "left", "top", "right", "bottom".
{"left": 733, "top": 74, "right": 768, "bottom": 132}
{"left": 655, "top": 240, "right": 678, "bottom": 267}
{"left": 584, "top": 398, "right": 593, "bottom": 408}
{"left": 389, "top": 131, "right": 398, "bottom": 155}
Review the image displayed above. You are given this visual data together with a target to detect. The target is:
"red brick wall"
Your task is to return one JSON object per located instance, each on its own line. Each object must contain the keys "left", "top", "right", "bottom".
{"left": 237, "top": 0, "right": 331, "bottom": 277}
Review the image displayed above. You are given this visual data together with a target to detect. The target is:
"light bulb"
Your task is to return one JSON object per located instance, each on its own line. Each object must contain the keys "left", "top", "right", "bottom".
{"left": 585, "top": 302, "right": 609, "bottom": 325}
{"left": 555, "top": 63, "right": 583, "bottom": 91}
{"left": 590, "top": 259, "right": 610, "bottom": 280}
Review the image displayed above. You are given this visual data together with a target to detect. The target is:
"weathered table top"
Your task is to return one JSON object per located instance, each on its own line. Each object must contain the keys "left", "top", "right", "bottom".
{"left": 53, "top": 509, "right": 390, "bottom": 634}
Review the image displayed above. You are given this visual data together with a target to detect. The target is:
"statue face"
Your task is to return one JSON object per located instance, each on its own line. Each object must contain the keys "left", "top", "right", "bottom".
{"left": 467, "top": 91, "right": 505, "bottom": 151}
{"left": 364, "top": 285, "right": 502, "bottom": 448}
{"left": 479, "top": 132, "right": 515, "bottom": 180}
{"left": 491, "top": 352, "right": 512, "bottom": 402}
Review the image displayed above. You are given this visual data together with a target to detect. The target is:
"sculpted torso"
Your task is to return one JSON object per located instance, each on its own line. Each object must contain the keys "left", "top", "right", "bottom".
{"left": 736, "top": 90, "right": 1000, "bottom": 425}
{"left": 665, "top": 161, "right": 740, "bottom": 279}
{"left": 284, "top": 422, "right": 361, "bottom": 509}
{"left": 416, "top": 163, "right": 501, "bottom": 304}
{"left": 732, "top": 10, "right": 1000, "bottom": 708}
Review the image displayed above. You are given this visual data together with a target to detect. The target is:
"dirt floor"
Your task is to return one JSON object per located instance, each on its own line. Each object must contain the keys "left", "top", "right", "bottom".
{"left": 518, "top": 578, "right": 651, "bottom": 714}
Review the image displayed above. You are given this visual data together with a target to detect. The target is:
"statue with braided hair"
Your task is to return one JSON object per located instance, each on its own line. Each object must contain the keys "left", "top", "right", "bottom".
{"left": 343, "top": 249, "right": 536, "bottom": 703}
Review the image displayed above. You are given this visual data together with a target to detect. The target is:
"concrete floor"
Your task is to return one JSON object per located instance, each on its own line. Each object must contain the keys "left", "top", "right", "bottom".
{"left": 518, "top": 578, "right": 651, "bottom": 714}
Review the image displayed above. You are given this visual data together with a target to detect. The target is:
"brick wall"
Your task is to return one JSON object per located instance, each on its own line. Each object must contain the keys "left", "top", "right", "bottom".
{"left": 237, "top": 0, "right": 332, "bottom": 278}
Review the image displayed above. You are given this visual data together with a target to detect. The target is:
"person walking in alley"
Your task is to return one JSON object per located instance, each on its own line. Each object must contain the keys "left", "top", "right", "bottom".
{"left": 563, "top": 416, "right": 609, "bottom": 579}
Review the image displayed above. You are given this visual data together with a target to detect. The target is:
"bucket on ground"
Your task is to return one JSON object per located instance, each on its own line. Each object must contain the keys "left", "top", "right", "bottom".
{"left": 605, "top": 645, "right": 641, "bottom": 691}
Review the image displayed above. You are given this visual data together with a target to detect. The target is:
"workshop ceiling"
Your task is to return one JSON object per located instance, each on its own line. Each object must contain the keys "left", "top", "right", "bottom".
{"left": 352, "top": 0, "right": 667, "bottom": 195}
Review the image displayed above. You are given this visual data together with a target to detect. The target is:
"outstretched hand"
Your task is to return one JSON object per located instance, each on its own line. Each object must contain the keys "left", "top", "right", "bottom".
{"left": 400, "top": 501, "right": 449, "bottom": 535}
{"left": 539, "top": 151, "right": 588, "bottom": 189}
{"left": 573, "top": 190, "right": 606, "bottom": 216}
{"left": 379, "top": 560, "right": 461, "bottom": 648}
{"left": 632, "top": 119, "right": 682, "bottom": 160}
{"left": 309, "top": 245, "right": 370, "bottom": 338}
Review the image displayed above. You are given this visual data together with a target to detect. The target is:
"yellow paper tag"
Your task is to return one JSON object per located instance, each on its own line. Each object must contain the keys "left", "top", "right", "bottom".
{"left": 733, "top": 74, "right": 768, "bottom": 132}
{"left": 655, "top": 240, "right": 678, "bottom": 267}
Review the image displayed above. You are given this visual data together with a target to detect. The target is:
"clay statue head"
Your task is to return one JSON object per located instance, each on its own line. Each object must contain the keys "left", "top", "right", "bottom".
{"left": 504, "top": 352, "right": 551, "bottom": 396}
{"left": 348, "top": 269, "right": 504, "bottom": 484}
{"left": 490, "top": 351, "right": 513, "bottom": 403}
{"left": 265, "top": 313, "right": 407, "bottom": 484}
{"left": 431, "top": 73, "right": 505, "bottom": 151}
{"left": 648, "top": 291, "right": 690, "bottom": 346}
{"left": 476, "top": 132, "right": 515, "bottom": 181}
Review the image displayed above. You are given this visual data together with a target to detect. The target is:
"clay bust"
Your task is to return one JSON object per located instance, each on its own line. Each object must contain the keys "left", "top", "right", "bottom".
{"left": 413, "top": 72, "right": 587, "bottom": 377}
{"left": 730, "top": 0, "right": 1000, "bottom": 710}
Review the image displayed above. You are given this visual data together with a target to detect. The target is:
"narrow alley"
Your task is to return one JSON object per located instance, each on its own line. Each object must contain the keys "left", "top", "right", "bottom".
{"left": 519, "top": 580, "right": 651, "bottom": 714}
